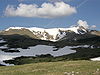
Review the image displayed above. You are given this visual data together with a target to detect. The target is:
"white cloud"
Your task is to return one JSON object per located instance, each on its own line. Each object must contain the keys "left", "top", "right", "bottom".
{"left": 90, "top": 25, "right": 96, "bottom": 29}
{"left": 5, "top": 2, "right": 77, "bottom": 18}
{"left": 77, "top": 20, "right": 97, "bottom": 29}
{"left": 77, "top": 20, "right": 89, "bottom": 29}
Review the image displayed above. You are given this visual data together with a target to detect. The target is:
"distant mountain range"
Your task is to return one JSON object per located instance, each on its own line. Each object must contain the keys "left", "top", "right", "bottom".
{"left": 1, "top": 25, "right": 99, "bottom": 42}
{"left": 0, "top": 25, "right": 100, "bottom": 49}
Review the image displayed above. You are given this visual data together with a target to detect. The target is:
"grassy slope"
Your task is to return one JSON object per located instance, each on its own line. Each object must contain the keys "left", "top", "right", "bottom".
{"left": 0, "top": 61, "right": 100, "bottom": 75}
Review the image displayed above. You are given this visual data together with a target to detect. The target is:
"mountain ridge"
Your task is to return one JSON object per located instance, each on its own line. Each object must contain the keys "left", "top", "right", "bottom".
{"left": 0, "top": 26, "right": 90, "bottom": 41}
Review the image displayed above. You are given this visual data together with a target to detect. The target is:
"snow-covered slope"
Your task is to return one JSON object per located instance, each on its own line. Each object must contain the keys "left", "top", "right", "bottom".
{"left": 5, "top": 26, "right": 88, "bottom": 41}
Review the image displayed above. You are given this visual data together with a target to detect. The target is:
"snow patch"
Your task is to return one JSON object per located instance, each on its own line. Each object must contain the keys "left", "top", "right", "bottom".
{"left": 5, "top": 27, "right": 25, "bottom": 31}
{"left": 0, "top": 40, "right": 6, "bottom": 43}
{"left": 91, "top": 57, "right": 100, "bottom": 61}
{"left": 0, "top": 46, "right": 8, "bottom": 49}
{"left": 0, "top": 45, "right": 76, "bottom": 66}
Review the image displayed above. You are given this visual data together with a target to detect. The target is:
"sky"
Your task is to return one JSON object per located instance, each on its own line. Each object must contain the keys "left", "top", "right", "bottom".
{"left": 0, "top": 0, "right": 100, "bottom": 30}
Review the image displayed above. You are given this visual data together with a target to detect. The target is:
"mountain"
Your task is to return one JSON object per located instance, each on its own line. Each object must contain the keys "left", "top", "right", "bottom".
{"left": 0, "top": 26, "right": 100, "bottom": 66}
{"left": 0, "top": 26, "right": 89, "bottom": 41}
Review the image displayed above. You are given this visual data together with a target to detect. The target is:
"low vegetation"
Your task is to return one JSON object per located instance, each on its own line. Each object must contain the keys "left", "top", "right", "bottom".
{"left": 0, "top": 61, "right": 100, "bottom": 75}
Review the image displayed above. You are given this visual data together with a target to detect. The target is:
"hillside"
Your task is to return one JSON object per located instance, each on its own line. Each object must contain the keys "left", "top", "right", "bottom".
{"left": 0, "top": 61, "right": 100, "bottom": 75}
{"left": 90, "top": 30, "right": 100, "bottom": 36}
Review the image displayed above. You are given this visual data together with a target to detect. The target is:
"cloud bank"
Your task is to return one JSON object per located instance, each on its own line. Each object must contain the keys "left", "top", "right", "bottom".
{"left": 5, "top": 2, "right": 77, "bottom": 18}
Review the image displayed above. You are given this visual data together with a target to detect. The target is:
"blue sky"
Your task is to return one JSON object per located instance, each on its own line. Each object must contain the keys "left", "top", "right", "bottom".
{"left": 0, "top": 0, "right": 100, "bottom": 30}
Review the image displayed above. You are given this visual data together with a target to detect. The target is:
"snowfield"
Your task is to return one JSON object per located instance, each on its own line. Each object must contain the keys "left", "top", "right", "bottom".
{"left": 0, "top": 45, "right": 76, "bottom": 66}
{"left": 0, "top": 44, "right": 99, "bottom": 66}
